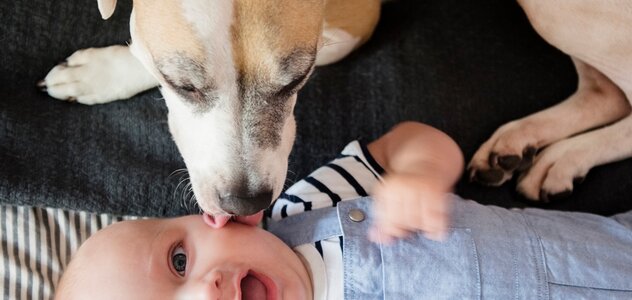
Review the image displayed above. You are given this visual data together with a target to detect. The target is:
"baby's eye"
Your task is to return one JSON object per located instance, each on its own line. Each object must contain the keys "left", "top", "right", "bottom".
{"left": 171, "top": 245, "right": 187, "bottom": 276}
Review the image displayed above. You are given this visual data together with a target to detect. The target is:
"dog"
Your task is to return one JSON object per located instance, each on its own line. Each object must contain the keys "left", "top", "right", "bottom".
{"left": 469, "top": 0, "right": 632, "bottom": 201}
{"left": 38, "top": 0, "right": 381, "bottom": 220}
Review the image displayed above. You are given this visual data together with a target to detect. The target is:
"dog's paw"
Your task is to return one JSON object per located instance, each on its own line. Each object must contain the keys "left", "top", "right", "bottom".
{"left": 516, "top": 138, "right": 590, "bottom": 202}
{"left": 38, "top": 45, "right": 157, "bottom": 105}
{"left": 468, "top": 120, "right": 539, "bottom": 186}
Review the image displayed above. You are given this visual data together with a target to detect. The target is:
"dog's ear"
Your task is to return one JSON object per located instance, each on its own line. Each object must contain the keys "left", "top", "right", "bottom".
{"left": 97, "top": 0, "right": 118, "bottom": 20}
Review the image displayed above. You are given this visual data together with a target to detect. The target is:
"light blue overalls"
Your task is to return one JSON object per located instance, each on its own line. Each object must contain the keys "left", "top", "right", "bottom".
{"left": 267, "top": 195, "right": 632, "bottom": 299}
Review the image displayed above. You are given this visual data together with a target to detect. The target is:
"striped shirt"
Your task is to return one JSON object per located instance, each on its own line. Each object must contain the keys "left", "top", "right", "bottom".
{"left": 267, "top": 140, "right": 384, "bottom": 300}
{"left": 0, "top": 206, "right": 137, "bottom": 300}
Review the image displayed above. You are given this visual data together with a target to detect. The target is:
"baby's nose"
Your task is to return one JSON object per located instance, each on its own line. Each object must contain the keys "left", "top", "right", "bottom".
{"left": 177, "top": 271, "right": 225, "bottom": 299}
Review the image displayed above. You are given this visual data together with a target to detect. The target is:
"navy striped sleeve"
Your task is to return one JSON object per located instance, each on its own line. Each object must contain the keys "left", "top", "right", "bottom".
{"left": 304, "top": 177, "right": 342, "bottom": 207}
{"left": 314, "top": 241, "right": 324, "bottom": 257}
{"left": 325, "top": 163, "right": 369, "bottom": 197}
{"left": 358, "top": 140, "right": 386, "bottom": 175}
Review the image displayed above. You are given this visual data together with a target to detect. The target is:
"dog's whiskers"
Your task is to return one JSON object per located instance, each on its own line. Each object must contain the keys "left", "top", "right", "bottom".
{"left": 183, "top": 183, "right": 202, "bottom": 214}
{"left": 169, "top": 168, "right": 189, "bottom": 178}
{"left": 174, "top": 177, "right": 190, "bottom": 197}
{"left": 181, "top": 182, "right": 195, "bottom": 211}
{"left": 187, "top": 193, "right": 202, "bottom": 215}
{"left": 166, "top": 168, "right": 211, "bottom": 215}
{"left": 171, "top": 168, "right": 194, "bottom": 211}
{"left": 180, "top": 181, "right": 191, "bottom": 210}
{"left": 183, "top": 182, "right": 194, "bottom": 204}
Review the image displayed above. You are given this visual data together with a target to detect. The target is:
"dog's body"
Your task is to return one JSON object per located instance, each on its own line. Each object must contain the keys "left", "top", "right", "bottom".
{"left": 41, "top": 0, "right": 380, "bottom": 216}
{"left": 43, "top": 1, "right": 628, "bottom": 208}
{"left": 469, "top": 0, "right": 632, "bottom": 201}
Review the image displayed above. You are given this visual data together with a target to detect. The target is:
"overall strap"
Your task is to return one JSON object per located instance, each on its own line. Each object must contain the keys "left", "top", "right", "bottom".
{"left": 267, "top": 205, "right": 343, "bottom": 248}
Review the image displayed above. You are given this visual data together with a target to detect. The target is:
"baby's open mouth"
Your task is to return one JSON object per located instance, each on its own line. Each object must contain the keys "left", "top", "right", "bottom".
{"left": 240, "top": 270, "right": 276, "bottom": 300}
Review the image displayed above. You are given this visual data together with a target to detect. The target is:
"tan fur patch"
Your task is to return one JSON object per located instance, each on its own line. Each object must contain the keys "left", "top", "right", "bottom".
{"left": 324, "top": 0, "right": 381, "bottom": 46}
{"left": 133, "top": 0, "right": 204, "bottom": 62}
{"left": 231, "top": 0, "right": 325, "bottom": 84}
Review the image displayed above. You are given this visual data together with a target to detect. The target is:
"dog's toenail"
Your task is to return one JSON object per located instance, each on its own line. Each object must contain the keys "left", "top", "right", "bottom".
{"left": 488, "top": 152, "right": 498, "bottom": 167}
{"left": 538, "top": 190, "right": 549, "bottom": 203}
{"left": 467, "top": 168, "right": 478, "bottom": 182}
{"left": 36, "top": 81, "right": 47, "bottom": 92}
{"left": 67, "top": 97, "right": 77, "bottom": 102}
{"left": 498, "top": 155, "right": 521, "bottom": 170}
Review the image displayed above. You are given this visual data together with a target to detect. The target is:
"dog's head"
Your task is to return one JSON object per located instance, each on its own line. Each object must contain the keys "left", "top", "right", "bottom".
{"left": 98, "top": 0, "right": 324, "bottom": 216}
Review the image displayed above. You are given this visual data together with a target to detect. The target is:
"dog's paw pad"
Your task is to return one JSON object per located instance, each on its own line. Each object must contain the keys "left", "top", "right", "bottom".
{"left": 498, "top": 155, "right": 521, "bottom": 171}
{"left": 539, "top": 189, "right": 573, "bottom": 203}
{"left": 517, "top": 146, "right": 537, "bottom": 171}
{"left": 470, "top": 168, "right": 506, "bottom": 185}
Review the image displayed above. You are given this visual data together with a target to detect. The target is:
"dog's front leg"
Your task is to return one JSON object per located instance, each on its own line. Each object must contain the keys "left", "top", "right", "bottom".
{"left": 516, "top": 112, "right": 632, "bottom": 201}
{"left": 38, "top": 45, "right": 158, "bottom": 105}
{"left": 468, "top": 59, "right": 631, "bottom": 190}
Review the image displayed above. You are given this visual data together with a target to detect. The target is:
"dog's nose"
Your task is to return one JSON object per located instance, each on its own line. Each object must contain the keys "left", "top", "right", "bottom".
{"left": 218, "top": 190, "right": 273, "bottom": 215}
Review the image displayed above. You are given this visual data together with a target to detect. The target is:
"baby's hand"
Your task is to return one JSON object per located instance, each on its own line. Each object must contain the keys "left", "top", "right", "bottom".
{"left": 369, "top": 174, "right": 452, "bottom": 243}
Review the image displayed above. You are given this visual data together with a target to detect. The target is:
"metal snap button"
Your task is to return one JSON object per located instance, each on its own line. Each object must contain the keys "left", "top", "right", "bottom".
{"left": 348, "top": 209, "right": 365, "bottom": 222}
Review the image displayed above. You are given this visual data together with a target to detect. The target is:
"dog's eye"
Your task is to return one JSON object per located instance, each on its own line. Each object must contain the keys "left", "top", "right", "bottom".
{"left": 174, "top": 84, "right": 208, "bottom": 104}
{"left": 177, "top": 83, "right": 198, "bottom": 94}
{"left": 163, "top": 74, "right": 200, "bottom": 96}
{"left": 277, "top": 73, "right": 309, "bottom": 97}
{"left": 171, "top": 244, "right": 187, "bottom": 277}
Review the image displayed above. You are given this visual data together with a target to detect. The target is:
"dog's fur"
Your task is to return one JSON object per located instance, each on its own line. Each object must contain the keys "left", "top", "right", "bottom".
{"left": 40, "top": 0, "right": 380, "bottom": 216}
{"left": 469, "top": 0, "right": 632, "bottom": 201}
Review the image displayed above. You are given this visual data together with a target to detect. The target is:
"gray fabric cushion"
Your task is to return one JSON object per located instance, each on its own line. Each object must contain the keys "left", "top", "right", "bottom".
{"left": 1, "top": 0, "right": 631, "bottom": 217}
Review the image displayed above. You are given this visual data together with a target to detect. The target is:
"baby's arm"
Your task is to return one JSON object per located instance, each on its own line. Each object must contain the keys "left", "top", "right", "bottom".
{"left": 367, "top": 121, "right": 464, "bottom": 242}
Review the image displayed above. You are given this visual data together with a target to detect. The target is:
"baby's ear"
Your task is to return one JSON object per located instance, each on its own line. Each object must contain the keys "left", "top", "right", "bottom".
{"left": 97, "top": 0, "right": 118, "bottom": 19}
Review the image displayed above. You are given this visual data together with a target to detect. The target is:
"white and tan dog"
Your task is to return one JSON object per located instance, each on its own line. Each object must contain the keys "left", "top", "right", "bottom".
{"left": 469, "top": 0, "right": 632, "bottom": 201}
{"left": 39, "top": 0, "right": 380, "bottom": 220}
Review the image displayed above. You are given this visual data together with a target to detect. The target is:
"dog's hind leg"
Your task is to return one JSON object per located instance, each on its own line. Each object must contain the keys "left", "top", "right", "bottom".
{"left": 468, "top": 59, "right": 631, "bottom": 191}
{"left": 38, "top": 45, "right": 158, "bottom": 105}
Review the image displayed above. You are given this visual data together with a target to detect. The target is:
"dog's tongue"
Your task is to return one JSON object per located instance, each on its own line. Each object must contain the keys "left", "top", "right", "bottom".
{"left": 203, "top": 214, "right": 231, "bottom": 228}
{"left": 234, "top": 211, "right": 264, "bottom": 225}
{"left": 241, "top": 274, "right": 267, "bottom": 300}
{"left": 203, "top": 211, "right": 264, "bottom": 228}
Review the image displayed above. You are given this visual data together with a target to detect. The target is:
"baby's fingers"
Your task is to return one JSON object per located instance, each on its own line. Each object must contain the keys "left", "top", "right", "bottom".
{"left": 368, "top": 221, "right": 413, "bottom": 245}
{"left": 419, "top": 204, "right": 451, "bottom": 241}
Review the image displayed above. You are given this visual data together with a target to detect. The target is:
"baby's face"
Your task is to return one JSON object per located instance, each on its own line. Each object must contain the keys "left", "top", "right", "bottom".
{"left": 58, "top": 216, "right": 312, "bottom": 300}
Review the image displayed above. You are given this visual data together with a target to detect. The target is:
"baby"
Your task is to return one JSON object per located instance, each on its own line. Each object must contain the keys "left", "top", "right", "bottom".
{"left": 55, "top": 122, "right": 632, "bottom": 299}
